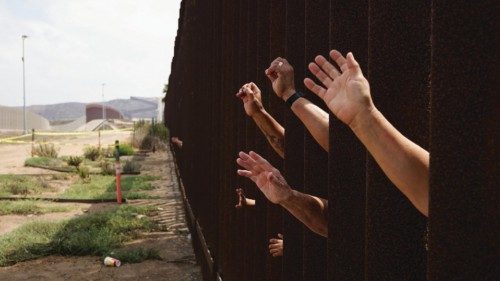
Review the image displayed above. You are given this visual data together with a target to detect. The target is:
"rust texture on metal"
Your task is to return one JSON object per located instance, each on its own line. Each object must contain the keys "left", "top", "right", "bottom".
{"left": 165, "top": 1, "right": 497, "bottom": 280}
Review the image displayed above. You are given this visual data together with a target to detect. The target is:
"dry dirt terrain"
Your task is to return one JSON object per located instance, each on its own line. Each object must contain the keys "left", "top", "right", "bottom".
{"left": 0, "top": 131, "right": 202, "bottom": 280}
{"left": 0, "top": 130, "right": 131, "bottom": 175}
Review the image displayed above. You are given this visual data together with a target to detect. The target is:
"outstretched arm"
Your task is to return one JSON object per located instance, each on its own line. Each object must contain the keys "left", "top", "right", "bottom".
{"left": 236, "top": 151, "right": 328, "bottom": 237}
{"left": 236, "top": 83, "right": 285, "bottom": 158}
{"left": 265, "top": 58, "right": 330, "bottom": 151}
{"left": 304, "top": 50, "right": 429, "bottom": 216}
{"left": 235, "top": 188, "right": 256, "bottom": 209}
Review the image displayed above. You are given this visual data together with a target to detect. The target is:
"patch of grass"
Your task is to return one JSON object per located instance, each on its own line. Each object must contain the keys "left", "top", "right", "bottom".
{"left": 50, "top": 173, "right": 70, "bottom": 180}
{"left": 108, "top": 248, "right": 162, "bottom": 263}
{"left": 24, "top": 157, "right": 75, "bottom": 172}
{"left": 0, "top": 200, "right": 73, "bottom": 215}
{"left": 0, "top": 175, "right": 55, "bottom": 196}
{"left": 60, "top": 175, "right": 160, "bottom": 200}
{"left": 31, "top": 143, "right": 59, "bottom": 158}
{"left": 0, "top": 205, "right": 159, "bottom": 266}
{"left": 123, "top": 160, "right": 140, "bottom": 174}
{"left": 117, "top": 143, "right": 134, "bottom": 156}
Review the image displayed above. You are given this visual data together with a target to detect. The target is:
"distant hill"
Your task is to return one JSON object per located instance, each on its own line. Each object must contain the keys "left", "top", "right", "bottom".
{"left": 28, "top": 102, "right": 85, "bottom": 121}
{"left": 19, "top": 97, "right": 160, "bottom": 121}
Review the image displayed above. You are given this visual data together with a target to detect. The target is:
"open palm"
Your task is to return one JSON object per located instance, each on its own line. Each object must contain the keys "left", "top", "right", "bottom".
{"left": 304, "top": 50, "right": 373, "bottom": 126}
{"left": 236, "top": 151, "right": 291, "bottom": 204}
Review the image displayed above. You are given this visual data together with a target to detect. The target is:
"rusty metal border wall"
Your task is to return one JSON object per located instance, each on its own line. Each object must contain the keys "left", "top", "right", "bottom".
{"left": 165, "top": 1, "right": 498, "bottom": 280}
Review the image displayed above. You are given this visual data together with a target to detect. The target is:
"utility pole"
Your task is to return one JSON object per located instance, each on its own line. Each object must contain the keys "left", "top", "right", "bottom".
{"left": 22, "top": 35, "right": 28, "bottom": 134}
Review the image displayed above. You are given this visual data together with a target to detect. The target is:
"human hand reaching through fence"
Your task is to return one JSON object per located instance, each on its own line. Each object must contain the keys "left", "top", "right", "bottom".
{"left": 304, "top": 50, "right": 374, "bottom": 129}
{"left": 235, "top": 188, "right": 256, "bottom": 209}
{"left": 265, "top": 57, "right": 296, "bottom": 101}
{"left": 236, "top": 151, "right": 292, "bottom": 204}
{"left": 269, "top": 233, "right": 284, "bottom": 257}
{"left": 236, "top": 83, "right": 264, "bottom": 117}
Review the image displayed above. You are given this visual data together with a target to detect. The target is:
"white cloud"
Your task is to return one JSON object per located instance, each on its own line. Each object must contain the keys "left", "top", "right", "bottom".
{"left": 0, "top": 0, "right": 181, "bottom": 106}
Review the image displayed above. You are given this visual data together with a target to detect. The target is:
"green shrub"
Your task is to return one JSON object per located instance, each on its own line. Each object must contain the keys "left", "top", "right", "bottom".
{"left": 149, "top": 123, "right": 169, "bottom": 142}
{"left": 83, "top": 146, "right": 101, "bottom": 161}
{"left": 66, "top": 156, "right": 83, "bottom": 167}
{"left": 99, "top": 159, "right": 115, "bottom": 175}
{"left": 117, "top": 143, "right": 134, "bottom": 156}
{"left": 77, "top": 165, "right": 91, "bottom": 182}
{"left": 101, "top": 146, "right": 115, "bottom": 158}
{"left": 123, "top": 160, "right": 140, "bottom": 174}
{"left": 32, "top": 143, "right": 59, "bottom": 158}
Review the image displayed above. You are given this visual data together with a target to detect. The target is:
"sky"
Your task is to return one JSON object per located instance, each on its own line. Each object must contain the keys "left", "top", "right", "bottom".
{"left": 0, "top": 0, "right": 181, "bottom": 106}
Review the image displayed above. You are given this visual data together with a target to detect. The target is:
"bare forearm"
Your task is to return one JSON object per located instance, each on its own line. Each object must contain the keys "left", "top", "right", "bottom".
{"left": 289, "top": 97, "right": 329, "bottom": 151}
{"left": 280, "top": 190, "right": 328, "bottom": 237}
{"left": 252, "top": 110, "right": 285, "bottom": 158}
{"left": 351, "top": 108, "right": 430, "bottom": 216}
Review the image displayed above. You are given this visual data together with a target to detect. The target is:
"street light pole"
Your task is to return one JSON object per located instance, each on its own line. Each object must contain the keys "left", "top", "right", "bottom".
{"left": 22, "top": 35, "right": 28, "bottom": 134}
{"left": 101, "top": 83, "right": 106, "bottom": 123}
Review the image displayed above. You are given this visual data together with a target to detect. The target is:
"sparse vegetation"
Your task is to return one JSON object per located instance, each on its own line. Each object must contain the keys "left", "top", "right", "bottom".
{"left": 60, "top": 175, "right": 159, "bottom": 200}
{"left": 66, "top": 156, "right": 83, "bottom": 168}
{"left": 0, "top": 205, "right": 160, "bottom": 266}
{"left": 123, "top": 160, "right": 140, "bottom": 174}
{"left": 83, "top": 146, "right": 101, "bottom": 161}
{"left": 109, "top": 248, "right": 162, "bottom": 263}
{"left": 131, "top": 121, "right": 169, "bottom": 150}
{"left": 117, "top": 143, "right": 134, "bottom": 156}
{"left": 31, "top": 143, "right": 59, "bottom": 158}
{"left": 24, "top": 157, "right": 75, "bottom": 172}
{"left": 0, "top": 175, "right": 55, "bottom": 196}
{"left": 98, "top": 159, "right": 115, "bottom": 175}
{"left": 77, "top": 165, "right": 91, "bottom": 182}
{"left": 0, "top": 200, "right": 73, "bottom": 215}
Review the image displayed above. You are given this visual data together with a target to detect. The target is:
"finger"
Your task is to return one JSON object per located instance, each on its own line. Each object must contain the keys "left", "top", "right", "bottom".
{"left": 308, "top": 61, "right": 333, "bottom": 87}
{"left": 237, "top": 169, "right": 253, "bottom": 178}
{"left": 270, "top": 249, "right": 280, "bottom": 254}
{"left": 314, "top": 55, "right": 340, "bottom": 80}
{"left": 277, "top": 233, "right": 283, "bottom": 239}
{"left": 269, "top": 239, "right": 279, "bottom": 243}
{"left": 238, "top": 152, "right": 259, "bottom": 167}
{"left": 238, "top": 151, "right": 252, "bottom": 160}
{"left": 346, "top": 52, "right": 362, "bottom": 75}
{"left": 330, "top": 50, "right": 348, "bottom": 72}
{"left": 242, "top": 84, "right": 252, "bottom": 94}
{"left": 304, "top": 78, "right": 327, "bottom": 99}
{"left": 265, "top": 58, "right": 282, "bottom": 75}
{"left": 270, "top": 247, "right": 280, "bottom": 252}
{"left": 236, "top": 91, "right": 245, "bottom": 99}
{"left": 269, "top": 244, "right": 281, "bottom": 250}
{"left": 236, "top": 158, "right": 254, "bottom": 171}
{"left": 248, "top": 151, "right": 273, "bottom": 169}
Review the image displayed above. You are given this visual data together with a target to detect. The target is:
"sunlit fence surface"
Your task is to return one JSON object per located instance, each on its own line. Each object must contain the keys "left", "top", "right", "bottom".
{"left": 164, "top": 1, "right": 497, "bottom": 280}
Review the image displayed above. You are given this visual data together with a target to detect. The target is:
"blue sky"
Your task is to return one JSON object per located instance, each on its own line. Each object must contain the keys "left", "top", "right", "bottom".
{"left": 0, "top": 0, "right": 181, "bottom": 106}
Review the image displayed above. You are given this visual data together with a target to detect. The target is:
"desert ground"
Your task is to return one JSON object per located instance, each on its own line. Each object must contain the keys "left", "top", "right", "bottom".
{"left": 0, "top": 131, "right": 201, "bottom": 280}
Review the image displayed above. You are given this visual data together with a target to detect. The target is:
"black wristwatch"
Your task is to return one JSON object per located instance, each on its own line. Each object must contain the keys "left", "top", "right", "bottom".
{"left": 285, "top": 91, "right": 303, "bottom": 107}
